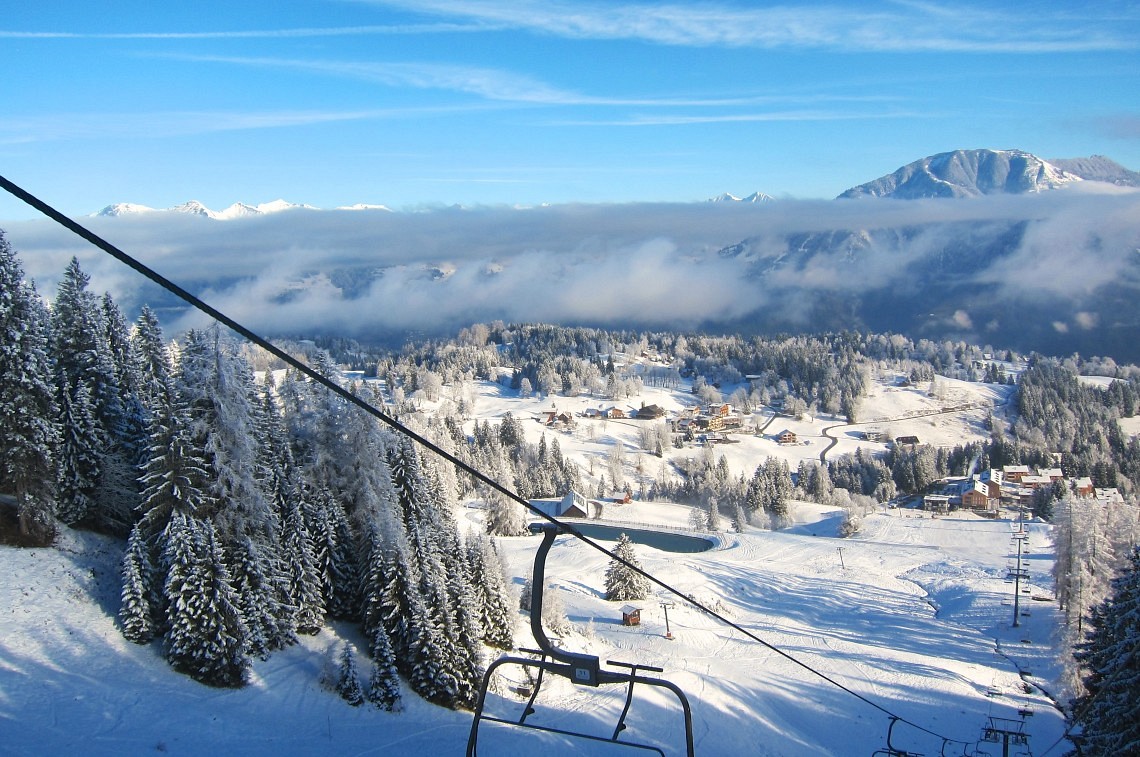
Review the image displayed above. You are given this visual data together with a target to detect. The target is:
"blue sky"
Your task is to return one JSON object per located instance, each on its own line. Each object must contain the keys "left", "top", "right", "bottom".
{"left": 2, "top": 1, "right": 1138, "bottom": 219}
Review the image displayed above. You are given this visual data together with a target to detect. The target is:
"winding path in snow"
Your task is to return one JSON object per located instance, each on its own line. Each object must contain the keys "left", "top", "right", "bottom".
{"left": 817, "top": 402, "right": 994, "bottom": 464}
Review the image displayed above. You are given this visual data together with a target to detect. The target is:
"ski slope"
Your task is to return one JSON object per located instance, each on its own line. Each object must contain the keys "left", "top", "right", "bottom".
{"left": 1, "top": 504, "right": 1068, "bottom": 756}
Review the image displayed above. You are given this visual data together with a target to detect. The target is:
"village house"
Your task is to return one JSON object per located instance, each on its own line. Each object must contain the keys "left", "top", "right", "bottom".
{"left": 776, "top": 429, "right": 797, "bottom": 445}
{"left": 721, "top": 415, "right": 743, "bottom": 431}
{"left": 1019, "top": 474, "right": 1051, "bottom": 489}
{"left": 706, "top": 403, "right": 731, "bottom": 417}
{"left": 1002, "top": 465, "right": 1031, "bottom": 483}
{"left": 961, "top": 481, "right": 992, "bottom": 510}
{"left": 1074, "top": 477, "right": 1095, "bottom": 497}
{"left": 1094, "top": 488, "right": 1125, "bottom": 505}
{"left": 541, "top": 409, "right": 575, "bottom": 427}
{"left": 696, "top": 416, "right": 726, "bottom": 432}
{"left": 923, "top": 494, "right": 951, "bottom": 513}
{"left": 894, "top": 435, "right": 920, "bottom": 446}
{"left": 635, "top": 403, "right": 667, "bottom": 420}
{"left": 979, "top": 469, "right": 1004, "bottom": 500}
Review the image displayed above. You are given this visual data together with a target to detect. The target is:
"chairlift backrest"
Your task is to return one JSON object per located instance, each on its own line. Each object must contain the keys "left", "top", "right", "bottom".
{"left": 466, "top": 525, "right": 695, "bottom": 756}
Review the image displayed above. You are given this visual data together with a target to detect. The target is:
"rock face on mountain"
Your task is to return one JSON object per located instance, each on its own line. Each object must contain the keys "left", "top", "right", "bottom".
{"left": 838, "top": 149, "right": 1080, "bottom": 199}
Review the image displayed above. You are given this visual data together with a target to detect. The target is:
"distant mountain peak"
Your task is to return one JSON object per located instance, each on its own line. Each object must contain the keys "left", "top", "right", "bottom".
{"left": 171, "top": 200, "right": 216, "bottom": 218}
{"left": 839, "top": 148, "right": 1082, "bottom": 200}
{"left": 710, "top": 191, "right": 774, "bottom": 203}
{"left": 94, "top": 202, "right": 157, "bottom": 217}
{"left": 335, "top": 203, "right": 392, "bottom": 212}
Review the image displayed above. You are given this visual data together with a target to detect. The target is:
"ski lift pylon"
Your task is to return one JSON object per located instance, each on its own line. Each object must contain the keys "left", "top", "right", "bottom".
{"left": 466, "top": 525, "right": 696, "bottom": 756}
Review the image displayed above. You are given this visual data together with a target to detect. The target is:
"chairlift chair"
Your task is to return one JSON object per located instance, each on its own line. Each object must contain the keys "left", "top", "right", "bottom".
{"left": 871, "top": 717, "right": 924, "bottom": 757}
{"left": 467, "top": 525, "right": 696, "bottom": 756}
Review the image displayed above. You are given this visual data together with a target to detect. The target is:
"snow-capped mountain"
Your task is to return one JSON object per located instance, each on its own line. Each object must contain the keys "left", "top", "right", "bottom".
{"left": 710, "top": 191, "right": 774, "bottom": 203}
{"left": 93, "top": 199, "right": 318, "bottom": 220}
{"left": 336, "top": 203, "right": 393, "bottom": 212}
{"left": 95, "top": 202, "right": 159, "bottom": 217}
{"left": 838, "top": 148, "right": 1082, "bottom": 199}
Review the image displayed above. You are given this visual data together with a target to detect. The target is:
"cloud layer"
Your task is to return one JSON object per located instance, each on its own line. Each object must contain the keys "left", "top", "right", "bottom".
{"left": 5, "top": 185, "right": 1139, "bottom": 356}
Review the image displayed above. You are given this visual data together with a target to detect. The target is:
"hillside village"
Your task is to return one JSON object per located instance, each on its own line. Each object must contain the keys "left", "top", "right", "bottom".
{"left": 925, "top": 464, "right": 1123, "bottom": 515}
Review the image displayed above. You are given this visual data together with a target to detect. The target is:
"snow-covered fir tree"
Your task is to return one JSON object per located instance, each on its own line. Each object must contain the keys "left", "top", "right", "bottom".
{"left": 0, "top": 233, "right": 59, "bottom": 545}
{"left": 483, "top": 487, "right": 528, "bottom": 537}
{"left": 161, "top": 512, "right": 250, "bottom": 687}
{"left": 1072, "top": 546, "right": 1140, "bottom": 755}
{"left": 604, "top": 533, "right": 651, "bottom": 602}
{"left": 304, "top": 480, "right": 359, "bottom": 619}
{"left": 336, "top": 643, "right": 365, "bottom": 706}
{"left": 466, "top": 529, "right": 516, "bottom": 649}
{"left": 94, "top": 293, "right": 147, "bottom": 535}
{"left": 119, "top": 524, "right": 156, "bottom": 644}
{"left": 51, "top": 257, "right": 124, "bottom": 530}
{"left": 281, "top": 486, "right": 324, "bottom": 634}
{"left": 367, "top": 623, "right": 403, "bottom": 711}
{"left": 54, "top": 375, "right": 101, "bottom": 526}
{"left": 130, "top": 305, "right": 175, "bottom": 417}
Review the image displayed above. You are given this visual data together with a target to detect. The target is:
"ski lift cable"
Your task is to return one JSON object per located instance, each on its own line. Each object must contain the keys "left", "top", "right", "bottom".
{"left": 0, "top": 174, "right": 956, "bottom": 747}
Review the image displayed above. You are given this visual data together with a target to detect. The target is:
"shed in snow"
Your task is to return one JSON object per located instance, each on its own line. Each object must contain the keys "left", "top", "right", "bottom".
{"left": 620, "top": 605, "right": 642, "bottom": 626}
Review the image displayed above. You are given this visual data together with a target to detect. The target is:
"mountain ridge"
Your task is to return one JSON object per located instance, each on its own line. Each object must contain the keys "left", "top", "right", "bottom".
{"left": 93, "top": 198, "right": 367, "bottom": 220}
{"left": 838, "top": 148, "right": 1085, "bottom": 199}
{"left": 93, "top": 150, "right": 1136, "bottom": 215}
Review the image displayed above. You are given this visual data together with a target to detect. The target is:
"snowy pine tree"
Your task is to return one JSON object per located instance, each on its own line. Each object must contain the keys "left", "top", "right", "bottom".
{"left": 94, "top": 293, "right": 146, "bottom": 534}
{"left": 54, "top": 379, "right": 100, "bottom": 525}
{"left": 51, "top": 258, "right": 124, "bottom": 530}
{"left": 1072, "top": 546, "right": 1140, "bottom": 755}
{"left": 119, "top": 523, "right": 156, "bottom": 643}
{"left": 336, "top": 643, "right": 365, "bottom": 706}
{"left": 281, "top": 487, "right": 324, "bottom": 634}
{"left": 227, "top": 534, "right": 294, "bottom": 659}
{"left": 162, "top": 513, "right": 250, "bottom": 687}
{"left": 483, "top": 488, "right": 528, "bottom": 537}
{"left": 604, "top": 533, "right": 651, "bottom": 602}
{"left": 367, "top": 624, "right": 403, "bottom": 712}
{"left": 466, "top": 530, "right": 516, "bottom": 649}
{"left": 304, "top": 481, "right": 359, "bottom": 619}
{"left": 137, "top": 391, "right": 211, "bottom": 534}
{"left": 0, "top": 234, "right": 59, "bottom": 546}
{"left": 130, "top": 305, "right": 175, "bottom": 417}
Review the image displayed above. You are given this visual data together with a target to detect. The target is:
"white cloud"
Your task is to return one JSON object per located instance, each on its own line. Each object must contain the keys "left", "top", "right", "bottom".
{"left": 6, "top": 188, "right": 1139, "bottom": 345}
{"left": 362, "top": 0, "right": 1140, "bottom": 53}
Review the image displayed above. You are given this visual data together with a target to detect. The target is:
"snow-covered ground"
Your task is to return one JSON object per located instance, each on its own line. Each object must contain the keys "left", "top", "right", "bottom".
{"left": 1, "top": 505, "right": 1067, "bottom": 755}
{"left": 1, "top": 372, "right": 1073, "bottom": 756}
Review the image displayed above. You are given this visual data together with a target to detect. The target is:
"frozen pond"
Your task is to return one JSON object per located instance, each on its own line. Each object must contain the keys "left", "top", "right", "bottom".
{"left": 535, "top": 521, "right": 715, "bottom": 553}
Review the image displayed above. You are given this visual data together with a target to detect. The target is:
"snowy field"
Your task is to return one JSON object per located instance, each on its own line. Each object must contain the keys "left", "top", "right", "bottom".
{"left": 450, "top": 369, "right": 1013, "bottom": 487}
{"left": 1, "top": 506, "right": 1067, "bottom": 755}
{"left": 0, "top": 372, "right": 1075, "bottom": 756}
